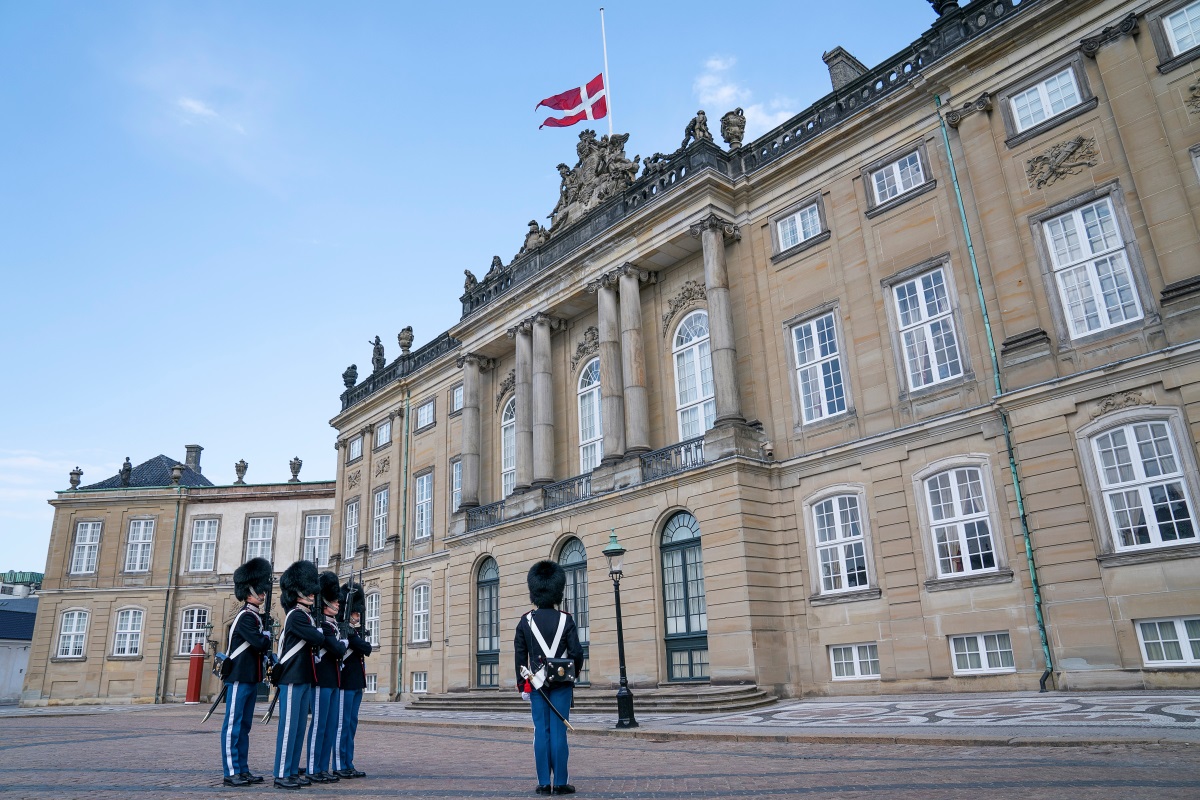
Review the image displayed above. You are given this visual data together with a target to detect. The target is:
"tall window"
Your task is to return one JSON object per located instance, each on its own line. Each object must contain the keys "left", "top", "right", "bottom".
{"left": 1093, "top": 421, "right": 1196, "bottom": 551}
{"left": 927, "top": 467, "right": 996, "bottom": 577}
{"left": 57, "top": 610, "right": 88, "bottom": 658}
{"left": 1136, "top": 617, "right": 1200, "bottom": 666}
{"left": 950, "top": 632, "right": 1015, "bottom": 675}
{"left": 813, "top": 494, "right": 869, "bottom": 593}
{"left": 559, "top": 538, "right": 590, "bottom": 684}
{"left": 450, "top": 460, "right": 462, "bottom": 514}
{"left": 112, "top": 608, "right": 143, "bottom": 656}
{"left": 344, "top": 499, "right": 360, "bottom": 555}
{"left": 347, "top": 435, "right": 363, "bottom": 462}
{"left": 451, "top": 384, "right": 464, "bottom": 413}
{"left": 375, "top": 419, "right": 392, "bottom": 448}
{"left": 303, "top": 514, "right": 331, "bottom": 566}
{"left": 415, "top": 473, "right": 433, "bottom": 540}
{"left": 189, "top": 519, "right": 217, "bottom": 572}
{"left": 777, "top": 202, "right": 821, "bottom": 251}
{"left": 246, "top": 517, "right": 273, "bottom": 561}
{"left": 476, "top": 558, "right": 500, "bottom": 687}
{"left": 179, "top": 607, "right": 210, "bottom": 654}
{"left": 416, "top": 400, "right": 435, "bottom": 429}
{"left": 893, "top": 267, "right": 963, "bottom": 390}
{"left": 372, "top": 487, "right": 389, "bottom": 550}
{"left": 124, "top": 519, "right": 154, "bottom": 572}
{"left": 831, "top": 643, "right": 880, "bottom": 680}
{"left": 661, "top": 512, "right": 709, "bottom": 680}
{"left": 412, "top": 584, "right": 430, "bottom": 643}
{"left": 578, "top": 359, "right": 603, "bottom": 472}
{"left": 1165, "top": 1, "right": 1200, "bottom": 54}
{"left": 501, "top": 398, "right": 516, "bottom": 497}
{"left": 365, "top": 593, "right": 380, "bottom": 647}
{"left": 1010, "top": 68, "right": 1081, "bottom": 132}
{"left": 673, "top": 311, "right": 715, "bottom": 440}
{"left": 793, "top": 312, "right": 846, "bottom": 423}
{"left": 70, "top": 522, "right": 101, "bottom": 574}
{"left": 871, "top": 151, "right": 925, "bottom": 205}
{"left": 1043, "top": 198, "right": 1142, "bottom": 339}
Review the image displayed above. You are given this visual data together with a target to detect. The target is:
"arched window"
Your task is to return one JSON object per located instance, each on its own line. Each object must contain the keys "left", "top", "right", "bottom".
{"left": 476, "top": 557, "right": 500, "bottom": 687}
{"left": 812, "top": 494, "right": 869, "bottom": 593}
{"left": 411, "top": 584, "right": 431, "bottom": 643}
{"left": 112, "top": 608, "right": 144, "bottom": 656}
{"left": 661, "top": 511, "right": 709, "bottom": 680}
{"left": 501, "top": 398, "right": 516, "bottom": 497}
{"left": 559, "top": 538, "right": 589, "bottom": 684}
{"left": 578, "top": 359, "right": 603, "bottom": 472}
{"left": 672, "top": 311, "right": 715, "bottom": 440}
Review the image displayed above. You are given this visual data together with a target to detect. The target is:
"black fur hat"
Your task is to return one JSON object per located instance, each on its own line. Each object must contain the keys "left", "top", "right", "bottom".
{"left": 280, "top": 560, "right": 320, "bottom": 609}
{"left": 318, "top": 571, "right": 341, "bottom": 604}
{"left": 528, "top": 560, "right": 566, "bottom": 608}
{"left": 340, "top": 582, "right": 366, "bottom": 618}
{"left": 233, "top": 557, "right": 272, "bottom": 602}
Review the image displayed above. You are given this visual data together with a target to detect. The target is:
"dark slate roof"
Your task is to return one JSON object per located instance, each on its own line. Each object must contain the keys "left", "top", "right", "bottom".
{"left": 80, "top": 455, "right": 214, "bottom": 490}
{"left": 0, "top": 609, "right": 35, "bottom": 641}
{"left": 0, "top": 597, "right": 39, "bottom": 614}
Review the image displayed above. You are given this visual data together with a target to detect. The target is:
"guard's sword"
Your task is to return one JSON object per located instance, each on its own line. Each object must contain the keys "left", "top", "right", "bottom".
{"left": 520, "top": 665, "right": 575, "bottom": 732}
{"left": 200, "top": 683, "right": 228, "bottom": 724}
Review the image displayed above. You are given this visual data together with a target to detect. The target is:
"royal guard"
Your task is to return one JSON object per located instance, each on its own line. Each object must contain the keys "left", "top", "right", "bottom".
{"left": 304, "top": 572, "right": 347, "bottom": 783}
{"left": 333, "top": 580, "right": 372, "bottom": 779}
{"left": 272, "top": 560, "right": 326, "bottom": 790}
{"left": 219, "top": 556, "right": 273, "bottom": 787}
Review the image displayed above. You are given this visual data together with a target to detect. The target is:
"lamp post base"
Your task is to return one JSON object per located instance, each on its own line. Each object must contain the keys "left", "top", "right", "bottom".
{"left": 615, "top": 686, "right": 638, "bottom": 729}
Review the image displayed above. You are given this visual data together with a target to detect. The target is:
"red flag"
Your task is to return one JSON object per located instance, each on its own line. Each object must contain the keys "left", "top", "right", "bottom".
{"left": 536, "top": 73, "right": 607, "bottom": 129}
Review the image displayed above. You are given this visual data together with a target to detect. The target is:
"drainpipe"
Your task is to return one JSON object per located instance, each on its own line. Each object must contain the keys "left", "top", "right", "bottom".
{"left": 154, "top": 485, "right": 184, "bottom": 703}
{"left": 935, "top": 95, "right": 1053, "bottom": 691}
{"left": 394, "top": 389, "right": 412, "bottom": 700}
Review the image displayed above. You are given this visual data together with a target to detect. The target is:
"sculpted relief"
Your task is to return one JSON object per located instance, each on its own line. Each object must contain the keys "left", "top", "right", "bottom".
{"left": 547, "top": 129, "right": 641, "bottom": 235}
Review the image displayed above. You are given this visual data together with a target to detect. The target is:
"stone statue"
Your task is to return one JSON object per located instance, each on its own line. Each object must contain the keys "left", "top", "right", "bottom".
{"left": 485, "top": 256, "right": 503, "bottom": 280}
{"left": 546, "top": 129, "right": 641, "bottom": 235}
{"left": 119, "top": 457, "right": 132, "bottom": 487}
{"left": 463, "top": 269, "right": 478, "bottom": 292}
{"left": 369, "top": 336, "right": 385, "bottom": 373}
{"left": 398, "top": 326, "right": 414, "bottom": 354}
{"left": 720, "top": 108, "right": 746, "bottom": 150}
{"left": 342, "top": 363, "right": 358, "bottom": 388}
{"left": 682, "top": 110, "right": 713, "bottom": 149}
{"left": 642, "top": 152, "right": 671, "bottom": 178}
{"left": 518, "top": 220, "right": 548, "bottom": 257}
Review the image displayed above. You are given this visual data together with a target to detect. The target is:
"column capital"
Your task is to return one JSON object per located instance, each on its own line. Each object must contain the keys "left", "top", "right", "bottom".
{"left": 456, "top": 352, "right": 497, "bottom": 371}
{"left": 617, "top": 263, "right": 659, "bottom": 285}
{"left": 360, "top": 422, "right": 374, "bottom": 435}
{"left": 688, "top": 213, "right": 741, "bottom": 242}
{"left": 944, "top": 92, "right": 992, "bottom": 129}
{"left": 1081, "top": 12, "right": 1138, "bottom": 58}
{"left": 585, "top": 270, "right": 620, "bottom": 293}
{"left": 506, "top": 319, "right": 534, "bottom": 338}
{"left": 531, "top": 312, "right": 568, "bottom": 332}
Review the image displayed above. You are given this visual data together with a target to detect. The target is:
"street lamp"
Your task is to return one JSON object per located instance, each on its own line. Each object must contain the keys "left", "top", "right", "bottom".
{"left": 602, "top": 530, "right": 638, "bottom": 729}
{"left": 203, "top": 621, "right": 218, "bottom": 655}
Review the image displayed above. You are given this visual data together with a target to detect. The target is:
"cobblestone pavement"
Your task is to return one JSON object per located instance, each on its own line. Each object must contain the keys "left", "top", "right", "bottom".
{"left": 2, "top": 707, "right": 1198, "bottom": 799}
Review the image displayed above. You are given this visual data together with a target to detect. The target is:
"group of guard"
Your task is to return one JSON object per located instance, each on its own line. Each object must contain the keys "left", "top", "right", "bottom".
{"left": 219, "top": 557, "right": 372, "bottom": 790}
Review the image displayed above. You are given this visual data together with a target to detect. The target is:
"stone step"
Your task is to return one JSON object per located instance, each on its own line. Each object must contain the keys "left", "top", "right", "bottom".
{"left": 408, "top": 685, "right": 777, "bottom": 714}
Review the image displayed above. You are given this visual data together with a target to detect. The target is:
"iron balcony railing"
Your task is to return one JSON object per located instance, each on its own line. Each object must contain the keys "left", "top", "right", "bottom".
{"left": 641, "top": 437, "right": 705, "bottom": 482}
{"left": 466, "top": 499, "right": 505, "bottom": 532}
{"left": 542, "top": 473, "right": 593, "bottom": 511}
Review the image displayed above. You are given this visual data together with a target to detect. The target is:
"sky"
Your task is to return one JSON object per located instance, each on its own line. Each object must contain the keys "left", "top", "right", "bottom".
{"left": 0, "top": 1, "right": 941, "bottom": 573}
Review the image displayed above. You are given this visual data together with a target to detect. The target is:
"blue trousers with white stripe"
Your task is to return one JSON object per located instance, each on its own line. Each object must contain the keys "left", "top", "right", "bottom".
{"left": 274, "top": 683, "right": 312, "bottom": 779}
{"left": 219, "top": 681, "right": 258, "bottom": 777}
{"left": 333, "top": 688, "right": 363, "bottom": 772}
{"left": 530, "top": 685, "right": 572, "bottom": 787}
{"left": 306, "top": 686, "right": 339, "bottom": 776}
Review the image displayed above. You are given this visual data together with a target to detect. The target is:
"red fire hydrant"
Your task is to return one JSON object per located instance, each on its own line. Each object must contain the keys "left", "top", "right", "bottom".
{"left": 185, "top": 643, "right": 206, "bottom": 704}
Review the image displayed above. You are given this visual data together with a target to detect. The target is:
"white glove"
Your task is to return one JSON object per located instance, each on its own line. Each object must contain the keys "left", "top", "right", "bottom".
{"left": 339, "top": 639, "right": 349, "bottom": 649}
{"left": 521, "top": 692, "right": 530, "bottom": 701}
{"left": 262, "top": 630, "right": 272, "bottom": 641}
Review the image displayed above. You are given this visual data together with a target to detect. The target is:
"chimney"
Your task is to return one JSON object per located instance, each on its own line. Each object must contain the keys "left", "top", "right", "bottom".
{"left": 822, "top": 47, "right": 869, "bottom": 92}
{"left": 185, "top": 444, "right": 203, "bottom": 474}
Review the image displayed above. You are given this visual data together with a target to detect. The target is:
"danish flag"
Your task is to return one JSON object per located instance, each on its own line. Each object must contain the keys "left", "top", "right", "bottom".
{"left": 536, "top": 73, "right": 607, "bottom": 129}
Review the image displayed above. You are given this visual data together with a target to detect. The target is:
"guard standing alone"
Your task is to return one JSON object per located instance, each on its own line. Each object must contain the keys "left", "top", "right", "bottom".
{"left": 219, "top": 557, "right": 273, "bottom": 787}
{"left": 333, "top": 580, "right": 371, "bottom": 779}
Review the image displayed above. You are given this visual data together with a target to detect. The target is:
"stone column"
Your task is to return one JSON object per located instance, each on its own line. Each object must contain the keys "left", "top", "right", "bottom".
{"left": 455, "top": 353, "right": 492, "bottom": 509}
{"left": 508, "top": 320, "right": 534, "bottom": 491}
{"left": 586, "top": 272, "right": 626, "bottom": 464}
{"left": 689, "top": 213, "right": 744, "bottom": 426}
{"left": 617, "top": 264, "right": 657, "bottom": 455}
{"left": 532, "top": 313, "right": 565, "bottom": 485}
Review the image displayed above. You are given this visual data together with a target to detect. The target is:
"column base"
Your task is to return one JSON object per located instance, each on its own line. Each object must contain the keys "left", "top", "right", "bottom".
{"left": 622, "top": 446, "right": 651, "bottom": 457}
{"left": 703, "top": 420, "right": 766, "bottom": 460}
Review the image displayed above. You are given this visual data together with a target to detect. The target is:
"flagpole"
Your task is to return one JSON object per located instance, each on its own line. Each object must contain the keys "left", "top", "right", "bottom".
{"left": 600, "top": 7, "right": 613, "bottom": 137}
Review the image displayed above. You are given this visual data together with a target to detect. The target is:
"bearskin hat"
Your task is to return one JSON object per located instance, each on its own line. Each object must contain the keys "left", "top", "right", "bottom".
{"left": 340, "top": 582, "right": 366, "bottom": 618}
{"left": 233, "top": 557, "right": 272, "bottom": 602}
{"left": 318, "top": 571, "right": 341, "bottom": 604}
{"left": 279, "top": 560, "right": 320, "bottom": 609}
{"left": 527, "top": 560, "right": 566, "bottom": 608}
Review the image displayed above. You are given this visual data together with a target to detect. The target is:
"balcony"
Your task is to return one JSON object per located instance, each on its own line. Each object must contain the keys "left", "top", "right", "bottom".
{"left": 542, "top": 473, "right": 593, "bottom": 511}
{"left": 465, "top": 499, "right": 505, "bottom": 533}
{"left": 641, "top": 437, "right": 704, "bottom": 482}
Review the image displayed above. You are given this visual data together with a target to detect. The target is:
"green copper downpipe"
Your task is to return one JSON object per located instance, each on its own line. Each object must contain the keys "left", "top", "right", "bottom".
{"left": 154, "top": 485, "right": 184, "bottom": 703}
{"left": 394, "top": 389, "right": 411, "bottom": 700}
{"left": 936, "top": 94, "right": 1053, "bottom": 690}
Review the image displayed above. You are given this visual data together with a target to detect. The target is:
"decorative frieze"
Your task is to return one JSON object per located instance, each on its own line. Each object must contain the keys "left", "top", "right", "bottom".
{"left": 1026, "top": 136, "right": 1098, "bottom": 189}
{"left": 944, "top": 93, "right": 992, "bottom": 128}
{"left": 1080, "top": 12, "right": 1138, "bottom": 58}
{"left": 571, "top": 326, "right": 600, "bottom": 372}
{"left": 1187, "top": 83, "right": 1200, "bottom": 114}
{"left": 662, "top": 280, "right": 708, "bottom": 335}
{"left": 1091, "top": 390, "right": 1156, "bottom": 419}
{"left": 374, "top": 457, "right": 390, "bottom": 477}
{"left": 347, "top": 470, "right": 361, "bottom": 490}
{"left": 495, "top": 369, "right": 515, "bottom": 411}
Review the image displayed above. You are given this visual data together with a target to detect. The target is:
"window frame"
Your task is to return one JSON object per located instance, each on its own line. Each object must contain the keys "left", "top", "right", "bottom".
{"left": 123, "top": 518, "right": 155, "bottom": 573}
{"left": 996, "top": 54, "right": 1097, "bottom": 147}
{"left": 70, "top": 520, "right": 102, "bottom": 575}
{"left": 1135, "top": 616, "right": 1200, "bottom": 667}
{"left": 411, "top": 583, "right": 431, "bottom": 643}
{"left": 244, "top": 515, "right": 276, "bottom": 563}
{"left": 450, "top": 459, "right": 462, "bottom": 515}
{"left": 861, "top": 141, "right": 936, "bottom": 217}
{"left": 948, "top": 631, "right": 1017, "bottom": 675}
{"left": 414, "top": 399, "right": 436, "bottom": 432}
{"left": 801, "top": 485, "right": 880, "bottom": 604}
{"left": 577, "top": 357, "right": 603, "bottom": 472}
{"left": 365, "top": 592, "right": 380, "bottom": 647}
{"left": 188, "top": 517, "right": 219, "bottom": 573}
{"left": 111, "top": 607, "right": 145, "bottom": 657}
{"left": 500, "top": 397, "right": 516, "bottom": 498}
{"left": 414, "top": 471, "right": 433, "bottom": 541}
{"left": 344, "top": 497, "right": 360, "bottom": 556}
{"left": 786, "top": 305, "right": 853, "bottom": 428}
{"left": 178, "top": 606, "right": 211, "bottom": 655}
{"left": 768, "top": 193, "right": 830, "bottom": 261}
{"left": 374, "top": 418, "right": 392, "bottom": 450}
{"left": 1149, "top": 0, "right": 1200, "bottom": 73}
{"left": 56, "top": 609, "right": 89, "bottom": 659}
{"left": 829, "top": 642, "right": 881, "bottom": 681}
{"left": 371, "top": 486, "right": 389, "bottom": 551}
{"left": 881, "top": 255, "right": 973, "bottom": 399}
{"left": 346, "top": 435, "right": 363, "bottom": 464}
{"left": 412, "top": 671, "right": 429, "bottom": 693}
{"left": 303, "top": 512, "right": 332, "bottom": 567}
{"left": 660, "top": 511, "right": 710, "bottom": 682}
{"left": 475, "top": 557, "right": 500, "bottom": 688}
{"left": 672, "top": 310, "right": 716, "bottom": 441}
{"left": 365, "top": 673, "right": 378, "bottom": 693}
{"left": 449, "top": 383, "right": 464, "bottom": 415}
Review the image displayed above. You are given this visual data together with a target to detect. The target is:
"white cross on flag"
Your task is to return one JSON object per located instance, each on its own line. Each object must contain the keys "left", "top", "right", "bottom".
{"left": 536, "top": 73, "right": 607, "bottom": 129}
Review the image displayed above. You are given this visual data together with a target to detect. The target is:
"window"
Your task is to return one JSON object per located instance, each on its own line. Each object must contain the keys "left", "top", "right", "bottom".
{"left": 1165, "top": 1, "right": 1200, "bottom": 55}
{"left": 303, "top": 514, "right": 331, "bottom": 566}
{"left": 1093, "top": 421, "right": 1196, "bottom": 551}
{"left": 347, "top": 435, "right": 363, "bottom": 463}
{"left": 375, "top": 419, "right": 391, "bottom": 448}
{"left": 476, "top": 558, "right": 500, "bottom": 687}
{"left": 57, "top": 610, "right": 88, "bottom": 658}
{"left": 189, "top": 519, "right": 217, "bottom": 572}
{"left": 124, "top": 519, "right": 154, "bottom": 572}
{"left": 661, "top": 512, "right": 709, "bottom": 680}
{"left": 412, "top": 671, "right": 428, "bottom": 693}
{"left": 501, "top": 398, "right": 516, "bottom": 497}
{"left": 416, "top": 400, "right": 434, "bottom": 430}
{"left": 778, "top": 202, "right": 821, "bottom": 251}
{"left": 372, "top": 487, "right": 389, "bottom": 550}
{"left": 578, "top": 359, "right": 603, "bottom": 472}
{"left": 1042, "top": 198, "right": 1142, "bottom": 339}
{"left": 792, "top": 312, "right": 847, "bottom": 424}
{"left": 1137, "top": 617, "right": 1200, "bottom": 666}
{"left": 246, "top": 517, "right": 273, "bottom": 561}
{"left": 412, "top": 584, "right": 430, "bottom": 643}
{"left": 871, "top": 151, "right": 925, "bottom": 205}
{"left": 450, "top": 460, "right": 462, "bottom": 514}
{"left": 414, "top": 473, "right": 432, "bottom": 540}
{"left": 926, "top": 467, "right": 996, "bottom": 577}
{"left": 673, "top": 311, "right": 715, "bottom": 440}
{"left": 830, "top": 643, "right": 880, "bottom": 680}
{"left": 559, "top": 538, "right": 590, "bottom": 684}
{"left": 179, "top": 607, "right": 210, "bottom": 654}
{"left": 451, "top": 384, "right": 464, "bottom": 413}
{"left": 113, "top": 608, "right": 144, "bottom": 656}
{"left": 813, "top": 495, "right": 869, "bottom": 593}
{"left": 893, "top": 267, "right": 963, "bottom": 391}
{"left": 1010, "top": 68, "right": 1081, "bottom": 133}
{"left": 70, "top": 522, "right": 100, "bottom": 574}
{"left": 344, "top": 499, "right": 360, "bottom": 555}
{"left": 365, "top": 593, "right": 380, "bottom": 647}
{"left": 365, "top": 674, "right": 378, "bottom": 693}
{"left": 950, "top": 632, "right": 1015, "bottom": 675}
